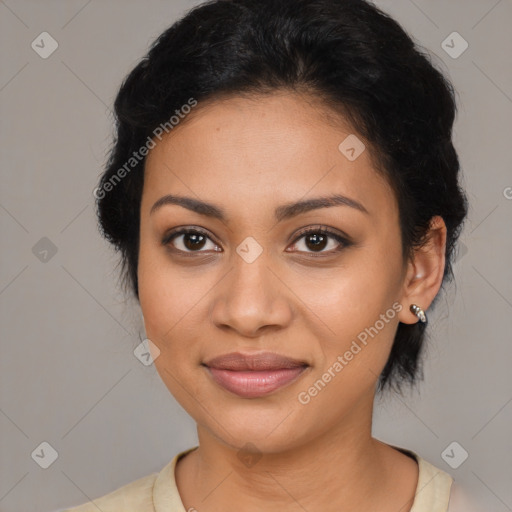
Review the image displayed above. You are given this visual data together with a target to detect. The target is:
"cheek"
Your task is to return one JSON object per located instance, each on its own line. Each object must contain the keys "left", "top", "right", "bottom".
{"left": 138, "top": 241, "right": 197, "bottom": 339}
{"left": 137, "top": 243, "right": 218, "bottom": 393}
{"left": 293, "top": 259, "right": 398, "bottom": 336}
{"left": 288, "top": 253, "right": 402, "bottom": 389}
{"left": 138, "top": 257, "right": 205, "bottom": 404}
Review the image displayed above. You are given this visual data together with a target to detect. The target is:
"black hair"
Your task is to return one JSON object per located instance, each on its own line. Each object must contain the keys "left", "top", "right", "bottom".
{"left": 95, "top": 0, "right": 469, "bottom": 393}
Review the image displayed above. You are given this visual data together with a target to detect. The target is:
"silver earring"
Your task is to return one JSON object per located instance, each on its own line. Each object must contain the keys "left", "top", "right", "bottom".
{"left": 410, "top": 304, "right": 427, "bottom": 323}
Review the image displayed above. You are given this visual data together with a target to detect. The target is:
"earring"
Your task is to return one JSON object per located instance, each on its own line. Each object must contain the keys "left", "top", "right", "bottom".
{"left": 410, "top": 304, "right": 427, "bottom": 323}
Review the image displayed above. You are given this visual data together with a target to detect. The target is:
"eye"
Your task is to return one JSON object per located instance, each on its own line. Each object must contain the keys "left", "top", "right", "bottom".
{"left": 287, "top": 226, "right": 351, "bottom": 255}
{"left": 162, "top": 228, "right": 221, "bottom": 254}
{"left": 162, "top": 225, "right": 351, "bottom": 256}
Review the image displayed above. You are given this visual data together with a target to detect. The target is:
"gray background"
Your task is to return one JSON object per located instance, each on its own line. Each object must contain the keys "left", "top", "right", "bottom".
{"left": 0, "top": 1, "right": 511, "bottom": 511}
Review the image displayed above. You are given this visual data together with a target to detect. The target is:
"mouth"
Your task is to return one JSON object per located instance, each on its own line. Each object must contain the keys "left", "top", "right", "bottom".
{"left": 202, "top": 351, "right": 309, "bottom": 398}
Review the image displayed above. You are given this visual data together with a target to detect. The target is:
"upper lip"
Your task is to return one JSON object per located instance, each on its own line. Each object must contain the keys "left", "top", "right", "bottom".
{"left": 203, "top": 352, "right": 309, "bottom": 371}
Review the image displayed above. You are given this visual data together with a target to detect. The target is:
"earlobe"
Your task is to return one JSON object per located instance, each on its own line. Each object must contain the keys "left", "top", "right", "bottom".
{"left": 409, "top": 303, "right": 427, "bottom": 323}
{"left": 398, "top": 215, "right": 447, "bottom": 325}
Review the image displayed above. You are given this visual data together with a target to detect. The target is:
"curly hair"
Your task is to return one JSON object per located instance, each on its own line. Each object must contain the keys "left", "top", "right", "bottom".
{"left": 95, "top": 0, "right": 469, "bottom": 393}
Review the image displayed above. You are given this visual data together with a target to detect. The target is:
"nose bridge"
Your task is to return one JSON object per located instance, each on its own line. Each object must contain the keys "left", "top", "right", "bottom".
{"left": 210, "top": 248, "right": 292, "bottom": 336}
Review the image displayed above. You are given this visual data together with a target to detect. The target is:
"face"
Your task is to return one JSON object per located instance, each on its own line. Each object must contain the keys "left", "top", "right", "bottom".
{"left": 138, "top": 92, "right": 410, "bottom": 453}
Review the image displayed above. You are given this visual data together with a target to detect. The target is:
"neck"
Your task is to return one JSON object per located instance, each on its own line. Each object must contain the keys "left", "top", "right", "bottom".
{"left": 175, "top": 391, "right": 408, "bottom": 512}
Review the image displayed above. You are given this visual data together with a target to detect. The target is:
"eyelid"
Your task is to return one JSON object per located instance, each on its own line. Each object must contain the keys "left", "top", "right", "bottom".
{"left": 161, "top": 226, "right": 220, "bottom": 250}
{"left": 287, "top": 225, "right": 351, "bottom": 254}
{"left": 290, "top": 225, "right": 351, "bottom": 244}
{"left": 162, "top": 225, "right": 352, "bottom": 254}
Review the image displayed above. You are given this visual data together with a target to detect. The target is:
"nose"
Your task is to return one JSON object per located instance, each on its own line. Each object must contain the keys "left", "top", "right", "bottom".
{"left": 209, "top": 253, "right": 294, "bottom": 338}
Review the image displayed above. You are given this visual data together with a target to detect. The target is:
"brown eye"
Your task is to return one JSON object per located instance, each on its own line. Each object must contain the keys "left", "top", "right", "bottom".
{"left": 163, "top": 228, "right": 221, "bottom": 253}
{"left": 289, "top": 227, "right": 351, "bottom": 255}
{"left": 181, "top": 232, "right": 207, "bottom": 251}
{"left": 303, "top": 232, "right": 329, "bottom": 251}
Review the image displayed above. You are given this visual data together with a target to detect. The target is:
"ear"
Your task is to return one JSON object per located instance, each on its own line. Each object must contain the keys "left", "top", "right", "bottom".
{"left": 398, "top": 215, "right": 447, "bottom": 325}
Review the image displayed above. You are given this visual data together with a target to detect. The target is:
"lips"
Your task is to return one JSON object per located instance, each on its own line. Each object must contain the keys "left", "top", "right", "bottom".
{"left": 203, "top": 351, "right": 308, "bottom": 371}
{"left": 202, "top": 352, "right": 309, "bottom": 398}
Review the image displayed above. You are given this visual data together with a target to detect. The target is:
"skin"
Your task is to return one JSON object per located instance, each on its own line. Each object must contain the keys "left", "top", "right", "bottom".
{"left": 138, "top": 91, "right": 447, "bottom": 512}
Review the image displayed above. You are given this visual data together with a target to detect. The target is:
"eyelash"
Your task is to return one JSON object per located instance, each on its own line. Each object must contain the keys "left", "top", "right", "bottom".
{"left": 162, "top": 226, "right": 352, "bottom": 257}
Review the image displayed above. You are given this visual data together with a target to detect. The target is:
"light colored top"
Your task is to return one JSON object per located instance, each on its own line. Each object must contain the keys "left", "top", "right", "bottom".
{"left": 62, "top": 445, "right": 456, "bottom": 512}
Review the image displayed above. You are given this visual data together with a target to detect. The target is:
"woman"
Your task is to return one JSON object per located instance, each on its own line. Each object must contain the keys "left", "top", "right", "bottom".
{"left": 65, "top": 0, "right": 471, "bottom": 510}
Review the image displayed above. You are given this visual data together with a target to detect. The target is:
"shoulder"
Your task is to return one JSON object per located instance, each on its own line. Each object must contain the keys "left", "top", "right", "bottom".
{"left": 62, "top": 470, "right": 159, "bottom": 512}
{"left": 61, "top": 446, "right": 198, "bottom": 512}
{"left": 412, "top": 453, "right": 454, "bottom": 512}
{"left": 389, "top": 445, "right": 454, "bottom": 512}
{"left": 447, "top": 481, "right": 486, "bottom": 512}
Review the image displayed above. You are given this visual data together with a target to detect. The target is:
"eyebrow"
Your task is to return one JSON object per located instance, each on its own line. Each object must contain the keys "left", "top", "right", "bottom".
{"left": 150, "top": 193, "right": 369, "bottom": 222}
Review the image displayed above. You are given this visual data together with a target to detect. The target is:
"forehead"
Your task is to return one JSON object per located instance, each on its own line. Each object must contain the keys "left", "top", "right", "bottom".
{"left": 142, "top": 93, "right": 397, "bottom": 223}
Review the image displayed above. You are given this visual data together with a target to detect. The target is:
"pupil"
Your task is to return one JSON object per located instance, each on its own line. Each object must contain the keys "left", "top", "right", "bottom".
{"left": 185, "top": 233, "right": 206, "bottom": 251}
{"left": 306, "top": 233, "right": 327, "bottom": 251}
{"left": 181, "top": 232, "right": 329, "bottom": 252}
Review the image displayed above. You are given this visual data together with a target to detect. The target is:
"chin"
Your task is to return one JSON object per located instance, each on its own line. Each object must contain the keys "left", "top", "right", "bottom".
{"left": 198, "top": 401, "right": 309, "bottom": 453}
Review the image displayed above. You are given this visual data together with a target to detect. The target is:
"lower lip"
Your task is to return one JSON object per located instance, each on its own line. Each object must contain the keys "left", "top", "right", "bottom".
{"left": 205, "top": 366, "right": 308, "bottom": 398}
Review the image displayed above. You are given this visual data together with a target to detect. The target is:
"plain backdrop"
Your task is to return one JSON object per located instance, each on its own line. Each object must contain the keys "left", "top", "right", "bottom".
{"left": 0, "top": 1, "right": 511, "bottom": 511}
